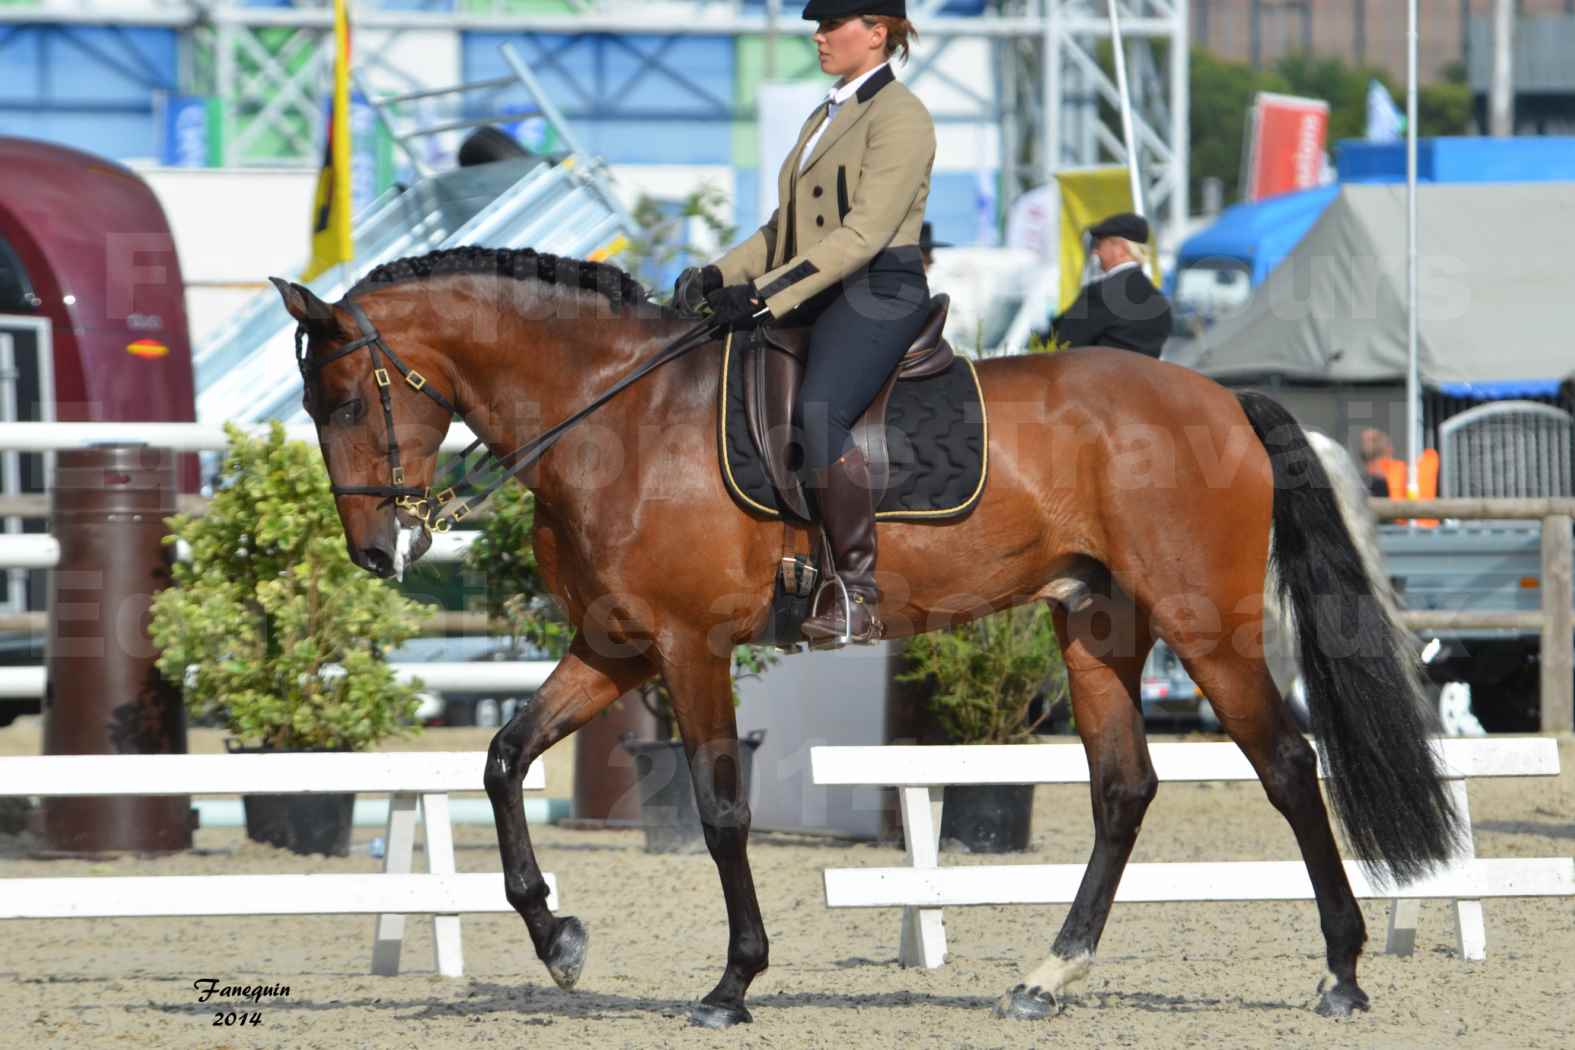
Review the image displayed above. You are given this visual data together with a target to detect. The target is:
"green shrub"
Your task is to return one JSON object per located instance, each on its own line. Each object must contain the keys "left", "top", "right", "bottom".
{"left": 462, "top": 481, "right": 572, "bottom": 659}
{"left": 149, "top": 422, "right": 432, "bottom": 751}
{"left": 898, "top": 604, "right": 1066, "bottom": 745}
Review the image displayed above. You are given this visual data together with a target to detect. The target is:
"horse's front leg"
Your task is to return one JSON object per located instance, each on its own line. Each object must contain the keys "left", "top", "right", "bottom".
{"left": 484, "top": 633, "right": 652, "bottom": 990}
{"left": 663, "top": 638, "right": 768, "bottom": 1028}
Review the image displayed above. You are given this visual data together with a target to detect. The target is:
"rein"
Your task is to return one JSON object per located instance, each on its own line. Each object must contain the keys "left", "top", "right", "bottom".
{"left": 297, "top": 301, "right": 722, "bottom": 532}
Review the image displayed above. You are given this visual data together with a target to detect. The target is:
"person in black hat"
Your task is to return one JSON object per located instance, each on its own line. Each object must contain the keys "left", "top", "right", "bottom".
{"left": 919, "top": 220, "right": 950, "bottom": 272}
{"left": 1042, "top": 211, "right": 1172, "bottom": 358}
{"left": 670, "top": 1, "right": 929, "bottom": 648}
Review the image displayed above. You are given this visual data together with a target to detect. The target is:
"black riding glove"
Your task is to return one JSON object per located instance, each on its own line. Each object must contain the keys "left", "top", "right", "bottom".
{"left": 672, "top": 265, "right": 723, "bottom": 318}
{"left": 706, "top": 283, "right": 770, "bottom": 328}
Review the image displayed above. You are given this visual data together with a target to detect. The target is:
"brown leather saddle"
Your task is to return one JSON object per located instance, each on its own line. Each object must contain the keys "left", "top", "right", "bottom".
{"left": 743, "top": 294, "right": 954, "bottom": 520}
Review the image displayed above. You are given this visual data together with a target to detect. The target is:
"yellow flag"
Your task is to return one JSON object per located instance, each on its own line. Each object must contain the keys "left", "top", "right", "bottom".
{"left": 1053, "top": 166, "right": 1159, "bottom": 313}
{"left": 302, "top": 0, "right": 353, "bottom": 282}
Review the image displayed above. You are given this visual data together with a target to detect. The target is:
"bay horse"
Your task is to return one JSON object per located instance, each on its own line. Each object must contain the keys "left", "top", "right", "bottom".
{"left": 272, "top": 247, "right": 1459, "bottom": 1027}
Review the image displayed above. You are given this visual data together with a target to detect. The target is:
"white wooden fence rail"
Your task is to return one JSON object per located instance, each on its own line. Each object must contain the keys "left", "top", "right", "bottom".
{"left": 0, "top": 661, "right": 554, "bottom": 700}
{"left": 812, "top": 739, "right": 1573, "bottom": 969}
{"left": 0, "top": 529, "right": 480, "bottom": 570}
{"left": 0, "top": 752, "right": 552, "bottom": 977}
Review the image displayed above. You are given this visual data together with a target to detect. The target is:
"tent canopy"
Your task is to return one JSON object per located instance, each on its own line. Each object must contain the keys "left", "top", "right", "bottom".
{"left": 1185, "top": 182, "right": 1575, "bottom": 385}
{"left": 1174, "top": 185, "right": 1338, "bottom": 285}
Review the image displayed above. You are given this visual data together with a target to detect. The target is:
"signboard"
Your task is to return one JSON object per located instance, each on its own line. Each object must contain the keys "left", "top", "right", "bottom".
{"left": 1243, "top": 93, "right": 1329, "bottom": 202}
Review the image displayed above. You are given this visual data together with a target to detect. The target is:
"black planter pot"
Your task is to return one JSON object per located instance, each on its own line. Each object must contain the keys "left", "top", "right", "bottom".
{"left": 940, "top": 783, "right": 1034, "bottom": 853}
{"left": 225, "top": 740, "right": 355, "bottom": 857}
{"left": 618, "top": 731, "right": 765, "bottom": 854}
{"left": 239, "top": 792, "right": 356, "bottom": 857}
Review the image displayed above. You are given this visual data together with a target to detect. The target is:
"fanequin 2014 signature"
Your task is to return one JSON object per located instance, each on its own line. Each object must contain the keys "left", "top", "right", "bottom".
{"left": 193, "top": 977, "right": 291, "bottom": 1027}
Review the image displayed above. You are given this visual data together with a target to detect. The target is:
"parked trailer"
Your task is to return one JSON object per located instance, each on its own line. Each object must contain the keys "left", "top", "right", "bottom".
{"left": 0, "top": 138, "right": 207, "bottom": 714}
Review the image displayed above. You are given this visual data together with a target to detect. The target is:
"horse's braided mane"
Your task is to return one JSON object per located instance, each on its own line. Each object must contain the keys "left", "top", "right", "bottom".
{"left": 348, "top": 245, "right": 662, "bottom": 313}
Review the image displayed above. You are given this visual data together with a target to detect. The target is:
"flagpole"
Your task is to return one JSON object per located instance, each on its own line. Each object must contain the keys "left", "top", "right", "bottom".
{"left": 1106, "top": 0, "right": 1143, "bottom": 218}
{"left": 1405, "top": 0, "right": 1420, "bottom": 499}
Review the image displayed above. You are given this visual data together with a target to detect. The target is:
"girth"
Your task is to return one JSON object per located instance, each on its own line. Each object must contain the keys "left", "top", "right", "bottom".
{"left": 743, "top": 293, "right": 954, "bottom": 520}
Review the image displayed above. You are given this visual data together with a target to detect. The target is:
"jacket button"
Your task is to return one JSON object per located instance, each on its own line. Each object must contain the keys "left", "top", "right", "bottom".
{"left": 816, "top": 215, "right": 825, "bottom": 227}
{"left": 813, "top": 186, "right": 823, "bottom": 198}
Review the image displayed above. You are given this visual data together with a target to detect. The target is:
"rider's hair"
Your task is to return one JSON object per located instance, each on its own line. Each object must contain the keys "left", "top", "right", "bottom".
{"left": 862, "top": 16, "right": 917, "bottom": 63}
{"left": 1119, "top": 237, "right": 1151, "bottom": 265}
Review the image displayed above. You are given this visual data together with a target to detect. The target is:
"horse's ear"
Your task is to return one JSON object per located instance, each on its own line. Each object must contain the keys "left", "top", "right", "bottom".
{"left": 270, "top": 277, "right": 346, "bottom": 334}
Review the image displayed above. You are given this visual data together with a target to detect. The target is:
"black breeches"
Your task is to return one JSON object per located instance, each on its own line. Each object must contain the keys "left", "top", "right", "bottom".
{"left": 793, "top": 263, "right": 930, "bottom": 473}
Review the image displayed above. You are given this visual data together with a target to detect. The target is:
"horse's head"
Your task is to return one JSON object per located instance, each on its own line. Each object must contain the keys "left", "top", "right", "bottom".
{"left": 272, "top": 277, "right": 455, "bottom": 579}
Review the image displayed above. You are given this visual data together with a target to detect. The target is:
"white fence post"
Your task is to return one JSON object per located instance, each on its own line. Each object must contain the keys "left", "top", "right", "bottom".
{"left": 1385, "top": 777, "right": 1483, "bottom": 959}
{"left": 1446, "top": 779, "right": 1486, "bottom": 960}
{"left": 422, "top": 792, "right": 464, "bottom": 977}
{"left": 897, "top": 785, "right": 946, "bottom": 969}
{"left": 371, "top": 792, "right": 422, "bottom": 976}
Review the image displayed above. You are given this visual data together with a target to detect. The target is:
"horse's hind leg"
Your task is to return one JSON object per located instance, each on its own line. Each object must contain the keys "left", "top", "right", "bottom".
{"left": 1177, "top": 643, "right": 1369, "bottom": 1017}
{"left": 998, "top": 596, "right": 1156, "bottom": 1021}
{"left": 483, "top": 634, "right": 652, "bottom": 991}
{"left": 662, "top": 636, "right": 769, "bottom": 1029}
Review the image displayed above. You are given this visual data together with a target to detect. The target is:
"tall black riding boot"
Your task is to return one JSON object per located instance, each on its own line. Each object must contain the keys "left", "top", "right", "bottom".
{"left": 801, "top": 445, "right": 882, "bottom": 647}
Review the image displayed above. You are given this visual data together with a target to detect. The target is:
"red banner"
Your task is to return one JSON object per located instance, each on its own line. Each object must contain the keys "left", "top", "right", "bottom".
{"left": 1243, "top": 93, "right": 1329, "bottom": 202}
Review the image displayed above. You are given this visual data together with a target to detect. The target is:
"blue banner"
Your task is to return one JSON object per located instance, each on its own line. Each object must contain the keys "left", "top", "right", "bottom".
{"left": 160, "top": 95, "right": 212, "bottom": 168}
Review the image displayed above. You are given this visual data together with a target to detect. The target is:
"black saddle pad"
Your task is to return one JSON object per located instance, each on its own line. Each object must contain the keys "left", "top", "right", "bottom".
{"left": 718, "top": 333, "right": 989, "bottom": 523}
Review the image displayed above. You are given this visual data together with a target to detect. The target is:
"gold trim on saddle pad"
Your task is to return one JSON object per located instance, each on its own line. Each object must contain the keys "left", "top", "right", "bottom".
{"left": 716, "top": 330, "right": 990, "bottom": 522}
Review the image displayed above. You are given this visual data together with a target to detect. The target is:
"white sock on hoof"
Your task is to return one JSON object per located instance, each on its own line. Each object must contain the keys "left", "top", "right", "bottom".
{"left": 1022, "top": 950, "right": 1093, "bottom": 998}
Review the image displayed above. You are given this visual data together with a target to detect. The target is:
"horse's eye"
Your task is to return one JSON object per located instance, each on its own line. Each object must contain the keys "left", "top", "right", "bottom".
{"left": 331, "top": 399, "right": 362, "bottom": 427}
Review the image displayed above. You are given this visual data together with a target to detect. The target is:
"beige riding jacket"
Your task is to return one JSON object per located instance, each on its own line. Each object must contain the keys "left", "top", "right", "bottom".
{"left": 714, "top": 63, "right": 936, "bottom": 318}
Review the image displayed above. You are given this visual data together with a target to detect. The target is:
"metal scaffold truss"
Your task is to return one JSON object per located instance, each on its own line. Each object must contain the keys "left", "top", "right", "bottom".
{"left": 2, "top": 0, "right": 1189, "bottom": 231}
{"left": 997, "top": 0, "right": 1188, "bottom": 234}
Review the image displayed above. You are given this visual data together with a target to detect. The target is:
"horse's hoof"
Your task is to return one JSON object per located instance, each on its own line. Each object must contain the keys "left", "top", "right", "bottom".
{"left": 689, "top": 1001, "right": 753, "bottom": 1028}
{"left": 544, "top": 916, "right": 589, "bottom": 991}
{"left": 994, "top": 983, "right": 1063, "bottom": 1021}
{"left": 1314, "top": 977, "right": 1370, "bottom": 1018}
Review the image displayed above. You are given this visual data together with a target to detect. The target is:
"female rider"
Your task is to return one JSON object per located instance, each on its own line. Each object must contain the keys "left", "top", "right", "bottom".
{"left": 675, "top": 1, "right": 935, "bottom": 647}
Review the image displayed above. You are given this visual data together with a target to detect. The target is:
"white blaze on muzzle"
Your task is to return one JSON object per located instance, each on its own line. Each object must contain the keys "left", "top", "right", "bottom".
{"left": 393, "top": 524, "right": 421, "bottom": 582}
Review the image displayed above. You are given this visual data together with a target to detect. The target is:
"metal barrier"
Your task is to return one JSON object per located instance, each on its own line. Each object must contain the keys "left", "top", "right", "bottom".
{"left": 1438, "top": 401, "right": 1574, "bottom": 500}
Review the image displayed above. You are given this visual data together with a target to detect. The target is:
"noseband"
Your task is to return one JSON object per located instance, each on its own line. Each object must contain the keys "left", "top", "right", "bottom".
{"left": 295, "top": 298, "right": 720, "bottom": 532}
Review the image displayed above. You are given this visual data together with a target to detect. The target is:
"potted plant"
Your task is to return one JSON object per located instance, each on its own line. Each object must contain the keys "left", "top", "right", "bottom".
{"left": 617, "top": 649, "right": 772, "bottom": 854}
{"left": 148, "top": 423, "right": 432, "bottom": 856}
{"left": 897, "top": 604, "right": 1066, "bottom": 853}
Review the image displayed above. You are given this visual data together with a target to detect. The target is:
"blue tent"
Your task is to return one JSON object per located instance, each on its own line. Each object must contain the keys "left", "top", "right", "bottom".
{"left": 1171, "top": 185, "right": 1339, "bottom": 288}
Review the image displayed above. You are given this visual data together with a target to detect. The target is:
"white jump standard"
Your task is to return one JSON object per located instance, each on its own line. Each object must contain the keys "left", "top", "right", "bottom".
{"left": 814, "top": 738, "right": 1573, "bottom": 1002}
{"left": 0, "top": 751, "right": 556, "bottom": 977}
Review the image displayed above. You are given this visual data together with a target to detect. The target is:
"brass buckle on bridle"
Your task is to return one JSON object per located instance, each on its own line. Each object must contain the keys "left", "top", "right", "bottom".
{"left": 395, "top": 494, "right": 428, "bottom": 519}
{"left": 395, "top": 491, "right": 456, "bottom": 534}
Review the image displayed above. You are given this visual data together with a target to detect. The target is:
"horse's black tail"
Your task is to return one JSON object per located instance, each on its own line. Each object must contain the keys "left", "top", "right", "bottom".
{"left": 1237, "top": 391, "right": 1461, "bottom": 884}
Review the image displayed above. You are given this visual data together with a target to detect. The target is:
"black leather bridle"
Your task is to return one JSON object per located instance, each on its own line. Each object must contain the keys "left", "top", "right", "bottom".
{"left": 296, "top": 298, "right": 721, "bottom": 533}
